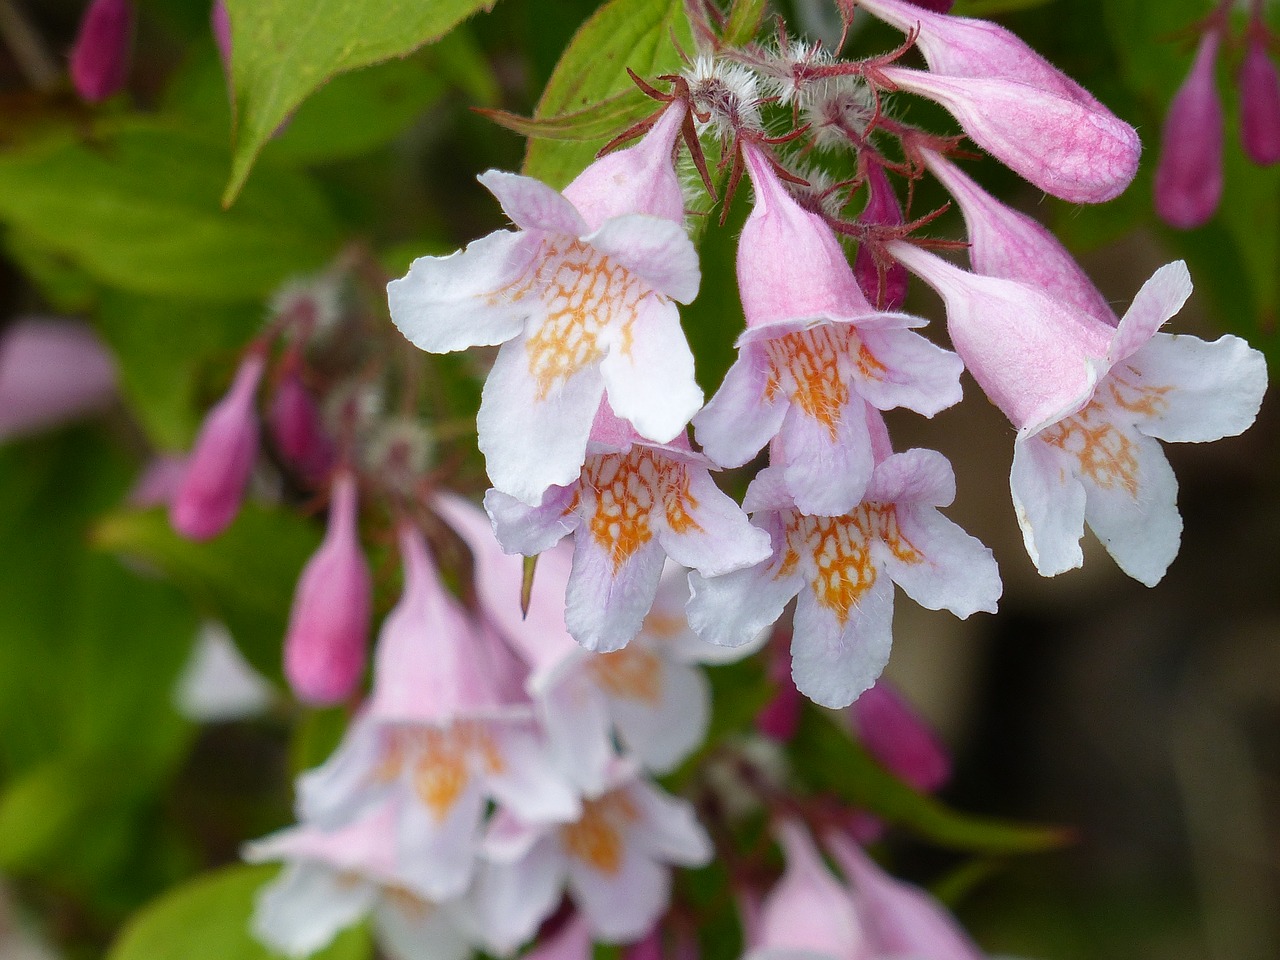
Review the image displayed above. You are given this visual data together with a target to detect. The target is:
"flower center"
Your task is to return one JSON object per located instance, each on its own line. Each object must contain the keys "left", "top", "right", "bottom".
{"left": 582, "top": 449, "right": 702, "bottom": 571}
{"left": 763, "top": 325, "right": 874, "bottom": 439}
{"left": 562, "top": 790, "right": 640, "bottom": 874}
{"left": 1040, "top": 400, "right": 1139, "bottom": 496}
{"left": 589, "top": 646, "right": 664, "bottom": 703}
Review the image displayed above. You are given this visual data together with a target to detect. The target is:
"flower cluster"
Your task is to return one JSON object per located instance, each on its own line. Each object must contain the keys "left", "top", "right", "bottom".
{"left": 387, "top": 0, "right": 1266, "bottom": 713}
{"left": 1155, "top": 0, "right": 1280, "bottom": 228}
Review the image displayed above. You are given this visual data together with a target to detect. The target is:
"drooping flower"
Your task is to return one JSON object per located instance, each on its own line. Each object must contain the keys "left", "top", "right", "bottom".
{"left": 69, "top": 0, "right": 135, "bottom": 102}
{"left": 1154, "top": 30, "right": 1224, "bottom": 229}
{"left": 1240, "top": 19, "right": 1280, "bottom": 167}
{"left": 268, "top": 368, "right": 335, "bottom": 482}
{"left": 388, "top": 104, "right": 703, "bottom": 505}
{"left": 693, "top": 144, "right": 962, "bottom": 517}
{"left": 688, "top": 411, "right": 1000, "bottom": 709}
{"left": 0, "top": 319, "right": 116, "bottom": 441}
{"left": 282, "top": 471, "right": 372, "bottom": 704}
{"left": 889, "top": 242, "right": 1268, "bottom": 584}
{"left": 296, "top": 520, "right": 576, "bottom": 901}
{"left": 469, "top": 761, "right": 712, "bottom": 945}
{"left": 170, "top": 351, "right": 264, "bottom": 540}
{"left": 245, "top": 802, "right": 473, "bottom": 960}
{"left": 435, "top": 494, "right": 755, "bottom": 794}
{"left": 484, "top": 402, "right": 771, "bottom": 653}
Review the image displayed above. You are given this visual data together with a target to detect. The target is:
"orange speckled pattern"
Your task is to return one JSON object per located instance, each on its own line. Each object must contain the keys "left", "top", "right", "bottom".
{"left": 583, "top": 450, "right": 702, "bottom": 571}
{"left": 375, "top": 724, "right": 505, "bottom": 822}
{"left": 491, "top": 239, "right": 650, "bottom": 399}
{"left": 589, "top": 646, "right": 663, "bottom": 703}
{"left": 1040, "top": 400, "right": 1139, "bottom": 496}
{"left": 1107, "top": 366, "right": 1173, "bottom": 419}
{"left": 562, "top": 790, "right": 640, "bottom": 874}
{"left": 763, "top": 325, "right": 862, "bottom": 440}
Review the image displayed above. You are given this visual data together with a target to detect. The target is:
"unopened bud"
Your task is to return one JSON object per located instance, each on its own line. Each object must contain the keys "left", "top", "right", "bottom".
{"left": 268, "top": 371, "right": 334, "bottom": 483}
{"left": 170, "top": 353, "right": 264, "bottom": 540}
{"left": 1240, "top": 27, "right": 1280, "bottom": 167}
{"left": 1154, "top": 31, "right": 1224, "bottom": 229}
{"left": 0, "top": 319, "right": 116, "bottom": 441}
{"left": 283, "top": 472, "right": 372, "bottom": 705}
{"left": 853, "top": 163, "right": 910, "bottom": 310}
{"left": 848, "top": 680, "right": 950, "bottom": 793}
{"left": 69, "top": 0, "right": 135, "bottom": 102}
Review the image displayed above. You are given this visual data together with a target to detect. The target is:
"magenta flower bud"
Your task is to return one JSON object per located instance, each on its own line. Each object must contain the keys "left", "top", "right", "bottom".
{"left": 170, "top": 353, "right": 264, "bottom": 540}
{"left": 210, "top": 1, "right": 233, "bottom": 78}
{"left": 1240, "top": 27, "right": 1280, "bottom": 167}
{"left": 268, "top": 370, "right": 334, "bottom": 482}
{"left": 69, "top": 0, "right": 135, "bottom": 102}
{"left": 853, "top": 163, "right": 909, "bottom": 310}
{"left": 756, "top": 643, "right": 803, "bottom": 742}
{"left": 283, "top": 472, "right": 372, "bottom": 705}
{"left": 0, "top": 319, "right": 116, "bottom": 441}
{"left": 848, "top": 681, "right": 951, "bottom": 793}
{"left": 1154, "top": 31, "right": 1224, "bottom": 229}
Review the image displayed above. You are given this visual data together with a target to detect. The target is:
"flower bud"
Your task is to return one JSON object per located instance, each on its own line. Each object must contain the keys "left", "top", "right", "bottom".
{"left": 69, "top": 0, "right": 135, "bottom": 102}
{"left": 1240, "top": 27, "right": 1280, "bottom": 167}
{"left": 0, "top": 319, "right": 116, "bottom": 441}
{"left": 853, "top": 163, "right": 909, "bottom": 310}
{"left": 283, "top": 472, "right": 372, "bottom": 704}
{"left": 211, "top": 1, "right": 233, "bottom": 78}
{"left": 848, "top": 681, "right": 950, "bottom": 793}
{"left": 1154, "top": 31, "right": 1224, "bottom": 229}
{"left": 268, "top": 370, "right": 334, "bottom": 482}
{"left": 170, "top": 353, "right": 264, "bottom": 540}
{"left": 756, "top": 642, "right": 803, "bottom": 742}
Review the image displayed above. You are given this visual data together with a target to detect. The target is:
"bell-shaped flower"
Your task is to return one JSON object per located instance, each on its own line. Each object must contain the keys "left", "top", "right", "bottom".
{"left": 1154, "top": 31, "right": 1224, "bottom": 229}
{"left": 848, "top": 680, "right": 950, "bottom": 793}
{"left": 70, "top": 0, "right": 135, "bottom": 102}
{"left": 244, "top": 802, "right": 474, "bottom": 960}
{"left": 0, "top": 319, "right": 116, "bottom": 441}
{"left": 922, "top": 149, "right": 1116, "bottom": 326}
{"left": 469, "top": 761, "right": 712, "bottom": 946}
{"left": 694, "top": 144, "right": 962, "bottom": 517}
{"left": 268, "top": 368, "right": 335, "bottom": 482}
{"left": 1240, "top": 23, "right": 1280, "bottom": 167}
{"left": 852, "top": 161, "right": 910, "bottom": 310}
{"left": 297, "top": 520, "right": 577, "bottom": 901}
{"left": 282, "top": 471, "right": 372, "bottom": 704}
{"left": 891, "top": 242, "right": 1268, "bottom": 584}
{"left": 436, "top": 493, "right": 753, "bottom": 794}
{"left": 174, "top": 621, "right": 275, "bottom": 723}
{"left": 170, "top": 352, "right": 264, "bottom": 540}
{"left": 484, "top": 403, "right": 771, "bottom": 653}
{"left": 689, "top": 412, "right": 1000, "bottom": 709}
{"left": 748, "top": 820, "right": 869, "bottom": 960}
{"left": 826, "top": 832, "right": 985, "bottom": 960}
{"left": 388, "top": 104, "right": 702, "bottom": 505}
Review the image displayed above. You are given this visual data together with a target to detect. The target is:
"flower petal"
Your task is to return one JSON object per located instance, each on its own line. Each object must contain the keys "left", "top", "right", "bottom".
{"left": 656, "top": 468, "right": 772, "bottom": 577}
{"left": 478, "top": 170, "right": 588, "bottom": 236}
{"left": 586, "top": 214, "right": 700, "bottom": 304}
{"left": 779, "top": 394, "right": 874, "bottom": 516}
{"left": 396, "top": 780, "right": 488, "bottom": 901}
{"left": 1010, "top": 435, "right": 1087, "bottom": 577}
{"left": 880, "top": 505, "right": 1001, "bottom": 617}
{"left": 296, "top": 712, "right": 386, "bottom": 828}
{"left": 599, "top": 295, "right": 703, "bottom": 444}
{"left": 1113, "top": 333, "right": 1267, "bottom": 443}
{"left": 686, "top": 539, "right": 801, "bottom": 650}
{"left": 374, "top": 900, "right": 473, "bottom": 960}
{"left": 855, "top": 327, "right": 964, "bottom": 416}
{"left": 487, "top": 727, "right": 582, "bottom": 823}
{"left": 478, "top": 336, "right": 605, "bottom": 504}
{"left": 567, "top": 843, "right": 670, "bottom": 943}
{"left": 540, "top": 670, "right": 615, "bottom": 795}
{"left": 1108, "top": 261, "right": 1193, "bottom": 364}
{"left": 565, "top": 533, "right": 668, "bottom": 653}
{"left": 607, "top": 653, "right": 710, "bottom": 774}
{"left": 791, "top": 574, "right": 895, "bottom": 709}
{"left": 627, "top": 780, "right": 713, "bottom": 866}
{"left": 484, "top": 484, "right": 581, "bottom": 556}
{"left": 468, "top": 840, "right": 568, "bottom": 956}
{"left": 866, "top": 448, "right": 956, "bottom": 508}
{"left": 694, "top": 347, "right": 787, "bottom": 469}
{"left": 388, "top": 231, "right": 541, "bottom": 353}
{"left": 252, "top": 863, "right": 376, "bottom": 959}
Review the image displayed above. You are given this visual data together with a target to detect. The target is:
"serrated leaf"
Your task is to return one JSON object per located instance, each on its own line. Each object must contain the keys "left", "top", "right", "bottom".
{"left": 108, "top": 864, "right": 372, "bottom": 960}
{"left": 523, "top": 0, "right": 694, "bottom": 189}
{"left": 92, "top": 506, "right": 322, "bottom": 684}
{"left": 222, "top": 0, "right": 498, "bottom": 204}
{"left": 0, "top": 123, "right": 339, "bottom": 301}
{"left": 792, "top": 709, "right": 1070, "bottom": 855}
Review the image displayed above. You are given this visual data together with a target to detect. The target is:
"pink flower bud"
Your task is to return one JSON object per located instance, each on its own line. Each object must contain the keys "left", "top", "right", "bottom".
{"left": 623, "top": 928, "right": 663, "bottom": 960}
{"left": 69, "top": 0, "right": 135, "bottom": 102}
{"left": 853, "top": 163, "right": 909, "bottom": 310}
{"left": 211, "top": 1, "right": 233, "bottom": 78}
{"left": 0, "top": 319, "right": 116, "bottom": 441}
{"left": 1154, "top": 31, "right": 1224, "bottom": 229}
{"left": 1240, "top": 26, "right": 1280, "bottom": 167}
{"left": 127, "top": 454, "right": 187, "bottom": 508}
{"left": 170, "top": 353, "right": 264, "bottom": 540}
{"left": 848, "top": 681, "right": 950, "bottom": 793}
{"left": 283, "top": 472, "right": 372, "bottom": 704}
{"left": 756, "top": 642, "right": 803, "bottom": 742}
{"left": 268, "top": 371, "right": 334, "bottom": 482}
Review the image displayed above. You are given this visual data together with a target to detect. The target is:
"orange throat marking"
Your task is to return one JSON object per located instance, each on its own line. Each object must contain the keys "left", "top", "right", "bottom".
{"left": 1039, "top": 396, "right": 1140, "bottom": 497}
{"left": 378, "top": 723, "right": 505, "bottom": 823}
{"left": 763, "top": 325, "right": 864, "bottom": 440}
{"left": 582, "top": 449, "right": 702, "bottom": 572}
{"left": 588, "top": 646, "right": 663, "bottom": 704}
{"left": 561, "top": 790, "right": 640, "bottom": 875}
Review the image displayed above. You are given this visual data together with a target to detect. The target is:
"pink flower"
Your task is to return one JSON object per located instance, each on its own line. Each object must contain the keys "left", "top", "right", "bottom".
{"left": 688, "top": 412, "right": 1000, "bottom": 709}
{"left": 170, "top": 352, "right": 264, "bottom": 540}
{"left": 485, "top": 403, "right": 771, "bottom": 653}
{"left": 268, "top": 369, "right": 335, "bottom": 482}
{"left": 0, "top": 319, "right": 116, "bottom": 441}
{"left": 891, "top": 243, "right": 1268, "bottom": 584}
{"left": 1240, "top": 23, "right": 1280, "bottom": 167}
{"left": 69, "top": 0, "right": 135, "bottom": 102}
{"left": 245, "top": 802, "right": 474, "bottom": 960}
{"left": 1154, "top": 31, "right": 1224, "bottom": 229}
{"left": 296, "top": 519, "right": 577, "bottom": 900}
{"left": 693, "top": 145, "right": 962, "bottom": 517}
{"left": 388, "top": 104, "right": 702, "bottom": 505}
{"left": 852, "top": 161, "right": 910, "bottom": 310}
{"left": 282, "top": 471, "right": 372, "bottom": 703}
{"left": 860, "top": 0, "right": 1139, "bottom": 203}
{"left": 470, "top": 762, "right": 711, "bottom": 945}
{"left": 848, "top": 680, "right": 950, "bottom": 793}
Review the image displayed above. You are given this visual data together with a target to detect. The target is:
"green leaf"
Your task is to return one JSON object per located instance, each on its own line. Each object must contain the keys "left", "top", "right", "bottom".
{"left": 724, "top": 0, "right": 769, "bottom": 46}
{"left": 0, "top": 756, "right": 119, "bottom": 872}
{"left": 792, "top": 709, "right": 1070, "bottom": 855}
{"left": 0, "top": 123, "right": 339, "bottom": 301}
{"left": 108, "top": 864, "right": 373, "bottom": 960}
{"left": 92, "top": 506, "right": 323, "bottom": 683}
{"left": 481, "top": 93, "right": 654, "bottom": 143}
{"left": 522, "top": 0, "right": 694, "bottom": 189}
{"left": 222, "top": 0, "right": 498, "bottom": 204}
